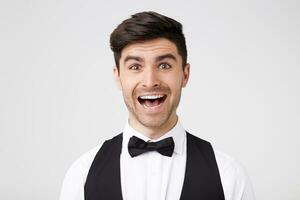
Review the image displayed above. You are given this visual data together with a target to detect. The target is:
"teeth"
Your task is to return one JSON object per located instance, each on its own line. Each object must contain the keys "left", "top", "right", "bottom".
{"left": 139, "top": 94, "right": 164, "bottom": 100}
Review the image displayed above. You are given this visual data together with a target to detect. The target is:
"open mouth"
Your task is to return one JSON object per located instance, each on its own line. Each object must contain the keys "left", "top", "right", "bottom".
{"left": 137, "top": 94, "right": 167, "bottom": 108}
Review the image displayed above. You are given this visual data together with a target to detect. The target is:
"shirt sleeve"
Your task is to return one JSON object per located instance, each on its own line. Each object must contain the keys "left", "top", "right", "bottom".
{"left": 214, "top": 149, "right": 256, "bottom": 200}
{"left": 59, "top": 145, "right": 101, "bottom": 200}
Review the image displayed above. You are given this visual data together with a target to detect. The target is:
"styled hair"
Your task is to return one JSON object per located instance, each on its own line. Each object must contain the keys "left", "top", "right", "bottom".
{"left": 110, "top": 11, "right": 187, "bottom": 70}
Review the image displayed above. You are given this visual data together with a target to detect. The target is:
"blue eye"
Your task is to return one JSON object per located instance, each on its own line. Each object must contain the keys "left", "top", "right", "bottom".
{"left": 159, "top": 63, "right": 171, "bottom": 69}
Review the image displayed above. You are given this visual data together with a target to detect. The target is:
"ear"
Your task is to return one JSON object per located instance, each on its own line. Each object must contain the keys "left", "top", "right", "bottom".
{"left": 182, "top": 63, "right": 190, "bottom": 88}
{"left": 113, "top": 67, "right": 122, "bottom": 90}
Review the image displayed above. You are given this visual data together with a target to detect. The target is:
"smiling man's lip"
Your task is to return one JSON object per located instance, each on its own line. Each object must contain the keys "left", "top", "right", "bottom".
{"left": 138, "top": 94, "right": 166, "bottom": 99}
{"left": 137, "top": 94, "right": 167, "bottom": 107}
{"left": 137, "top": 94, "right": 167, "bottom": 100}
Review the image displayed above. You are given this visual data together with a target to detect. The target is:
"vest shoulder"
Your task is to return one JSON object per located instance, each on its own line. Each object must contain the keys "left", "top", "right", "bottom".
{"left": 186, "top": 131, "right": 212, "bottom": 146}
{"left": 186, "top": 133, "right": 249, "bottom": 180}
{"left": 103, "top": 133, "right": 123, "bottom": 143}
{"left": 65, "top": 133, "right": 122, "bottom": 173}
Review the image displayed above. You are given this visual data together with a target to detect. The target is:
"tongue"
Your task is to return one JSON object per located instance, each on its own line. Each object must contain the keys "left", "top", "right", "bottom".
{"left": 144, "top": 99, "right": 160, "bottom": 107}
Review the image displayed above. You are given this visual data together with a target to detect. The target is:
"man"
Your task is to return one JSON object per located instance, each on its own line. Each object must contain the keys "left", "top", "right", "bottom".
{"left": 60, "top": 11, "right": 255, "bottom": 200}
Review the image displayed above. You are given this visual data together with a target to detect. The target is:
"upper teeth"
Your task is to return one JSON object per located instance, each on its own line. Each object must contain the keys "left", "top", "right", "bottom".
{"left": 139, "top": 95, "right": 164, "bottom": 99}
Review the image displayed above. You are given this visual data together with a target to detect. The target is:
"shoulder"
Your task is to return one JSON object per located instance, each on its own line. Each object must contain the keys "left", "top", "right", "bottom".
{"left": 185, "top": 132, "right": 255, "bottom": 199}
{"left": 59, "top": 144, "right": 102, "bottom": 200}
{"left": 60, "top": 134, "right": 123, "bottom": 200}
{"left": 214, "top": 149, "right": 243, "bottom": 176}
{"left": 67, "top": 144, "right": 102, "bottom": 176}
{"left": 63, "top": 133, "right": 123, "bottom": 178}
{"left": 213, "top": 148, "right": 255, "bottom": 200}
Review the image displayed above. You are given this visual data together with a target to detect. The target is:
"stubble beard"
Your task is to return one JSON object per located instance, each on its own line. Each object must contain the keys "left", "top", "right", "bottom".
{"left": 123, "top": 87, "right": 182, "bottom": 130}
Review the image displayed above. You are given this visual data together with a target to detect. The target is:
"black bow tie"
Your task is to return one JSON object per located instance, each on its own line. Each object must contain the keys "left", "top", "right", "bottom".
{"left": 128, "top": 136, "right": 175, "bottom": 157}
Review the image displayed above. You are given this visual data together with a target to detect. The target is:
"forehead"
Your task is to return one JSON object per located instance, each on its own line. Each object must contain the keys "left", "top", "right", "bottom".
{"left": 120, "top": 38, "right": 181, "bottom": 61}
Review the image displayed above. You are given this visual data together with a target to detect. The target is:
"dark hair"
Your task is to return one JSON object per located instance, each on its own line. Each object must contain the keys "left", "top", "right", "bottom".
{"left": 110, "top": 11, "right": 187, "bottom": 70}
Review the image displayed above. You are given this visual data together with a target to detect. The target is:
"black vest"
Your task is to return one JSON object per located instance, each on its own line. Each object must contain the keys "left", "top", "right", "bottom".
{"left": 84, "top": 132, "right": 225, "bottom": 200}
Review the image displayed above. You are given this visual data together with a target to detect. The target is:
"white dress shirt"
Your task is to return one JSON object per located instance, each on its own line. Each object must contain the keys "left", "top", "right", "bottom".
{"left": 60, "top": 120, "right": 255, "bottom": 200}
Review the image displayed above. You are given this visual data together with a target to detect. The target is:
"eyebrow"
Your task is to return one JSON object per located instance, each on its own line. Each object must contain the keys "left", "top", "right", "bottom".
{"left": 155, "top": 53, "right": 177, "bottom": 62}
{"left": 123, "top": 56, "right": 143, "bottom": 64}
{"left": 123, "top": 53, "right": 177, "bottom": 64}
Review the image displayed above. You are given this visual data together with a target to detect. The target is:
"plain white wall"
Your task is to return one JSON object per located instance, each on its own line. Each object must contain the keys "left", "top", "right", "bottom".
{"left": 0, "top": 0, "right": 299, "bottom": 199}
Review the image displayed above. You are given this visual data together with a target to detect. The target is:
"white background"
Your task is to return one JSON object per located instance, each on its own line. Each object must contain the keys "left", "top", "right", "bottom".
{"left": 0, "top": 0, "right": 299, "bottom": 199}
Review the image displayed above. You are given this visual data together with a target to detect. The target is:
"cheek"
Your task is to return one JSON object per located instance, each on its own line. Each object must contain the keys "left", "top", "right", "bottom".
{"left": 120, "top": 78, "right": 137, "bottom": 98}
{"left": 163, "top": 74, "right": 184, "bottom": 91}
{"left": 121, "top": 84, "right": 133, "bottom": 95}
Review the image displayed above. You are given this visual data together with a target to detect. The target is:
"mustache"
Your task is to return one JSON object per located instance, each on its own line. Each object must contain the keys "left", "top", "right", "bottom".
{"left": 134, "top": 86, "right": 170, "bottom": 96}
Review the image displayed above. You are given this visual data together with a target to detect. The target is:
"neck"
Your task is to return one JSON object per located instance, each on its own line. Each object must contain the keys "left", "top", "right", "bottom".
{"left": 128, "top": 115, "right": 178, "bottom": 140}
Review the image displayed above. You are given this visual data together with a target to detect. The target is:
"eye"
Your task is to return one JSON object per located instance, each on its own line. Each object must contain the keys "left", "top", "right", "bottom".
{"left": 158, "top": 63, "right": 171, "bottom": 70}
{"left": 129, "top": 64, "right": 141, "bottom": 70}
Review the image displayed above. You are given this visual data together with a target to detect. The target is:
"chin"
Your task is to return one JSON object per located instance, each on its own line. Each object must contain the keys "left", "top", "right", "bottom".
{"left": 137, "top": 115, "right": 171, "bottom": 129}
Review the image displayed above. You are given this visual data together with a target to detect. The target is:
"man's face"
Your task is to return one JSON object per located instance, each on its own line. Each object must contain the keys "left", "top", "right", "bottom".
{"left": 114, "top": 38, "right": 190, "bottom": 135}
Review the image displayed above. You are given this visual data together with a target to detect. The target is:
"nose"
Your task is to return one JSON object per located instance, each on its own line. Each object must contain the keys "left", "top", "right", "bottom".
{"left": 142, "top": 67, "right": 160, "bottom": 88}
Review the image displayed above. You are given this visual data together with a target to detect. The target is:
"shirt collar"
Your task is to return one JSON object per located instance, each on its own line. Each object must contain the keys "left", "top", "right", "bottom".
{"left": 123, "top": 119, "right": 186, "bottom": 155}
